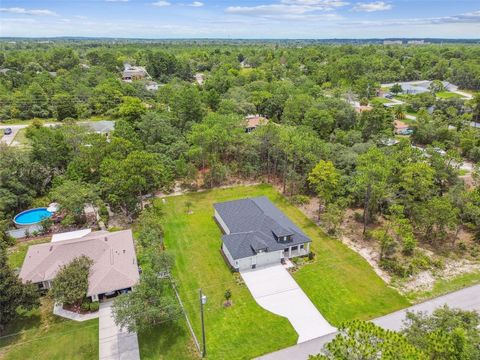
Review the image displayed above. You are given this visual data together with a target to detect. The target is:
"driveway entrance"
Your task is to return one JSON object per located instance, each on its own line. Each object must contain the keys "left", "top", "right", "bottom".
{"left": 99, "top": 301, "right": 140, "bottom": 360}
{"left": 240, "top": 265, "right": 336, "bottom": 343}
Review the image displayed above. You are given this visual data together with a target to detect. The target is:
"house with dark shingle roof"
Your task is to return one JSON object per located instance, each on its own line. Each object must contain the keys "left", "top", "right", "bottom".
{"left": 214, "top": 196, "right": 311, "bottom": 271}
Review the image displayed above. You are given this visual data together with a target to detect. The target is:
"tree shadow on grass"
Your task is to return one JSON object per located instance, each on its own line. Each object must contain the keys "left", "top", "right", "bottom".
{"left": 138, "top": 320, "right": 198, "bottom": 360}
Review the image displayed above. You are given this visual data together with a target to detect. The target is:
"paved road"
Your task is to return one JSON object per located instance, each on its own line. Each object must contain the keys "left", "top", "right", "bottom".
{"left": 257, "top": 283, "right": 480, "bottom": 360}
{"left": 0, "top": 121, "right": 114, "bottom": 146}
{"left": 99, "top": 301, "right": 140, "bottom": 360}
{"left": 241, "top": 265, "right": 336, "bottom": 343}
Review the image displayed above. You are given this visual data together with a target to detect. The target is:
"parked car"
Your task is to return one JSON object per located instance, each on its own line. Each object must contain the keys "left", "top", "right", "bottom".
{"left": 4, "top": 128, "right": 12, "bottom": 135}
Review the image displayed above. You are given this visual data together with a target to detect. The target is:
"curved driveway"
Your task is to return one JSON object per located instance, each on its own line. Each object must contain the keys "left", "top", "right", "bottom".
{"left": 241, "top": 265, "right": 336, "bottom": 343}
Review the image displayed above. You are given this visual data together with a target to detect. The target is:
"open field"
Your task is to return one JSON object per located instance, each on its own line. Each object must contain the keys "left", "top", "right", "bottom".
{"left": 157, "top": 184, "right": 409, "bottom": 359}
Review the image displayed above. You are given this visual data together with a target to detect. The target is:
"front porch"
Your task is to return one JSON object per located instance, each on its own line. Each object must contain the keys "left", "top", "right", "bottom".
{"left": 283, "top": 243, "right": 310, "bottom": 258}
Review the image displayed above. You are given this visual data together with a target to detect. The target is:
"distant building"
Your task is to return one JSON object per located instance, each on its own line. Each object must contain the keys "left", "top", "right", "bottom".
{"left": 354, "top": 104, "right": 373, "bottom": 113}
{"left": 122, "top": 63, "right": 148, "bottom": 82}
{"left": 245, "top": 114, "right": 268, "bottom": 132}
{"left": 145, "top": 81, "right": 160, "bottom": 91}
{"left": 394, "top": 120, "right": 409, "bottom": 134}
{"left": 407, "top": 40, "right": 426, "bottom": 45}
{"left": 383, "top": 40, "right": 403, "bottom": 45}
{"left": 194, "top": 73, "right": 205, "bottom": 85}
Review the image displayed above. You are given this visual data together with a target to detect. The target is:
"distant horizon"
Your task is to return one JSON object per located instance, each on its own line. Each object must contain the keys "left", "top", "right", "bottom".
{"left": 1, "top": 1, "right": 479, "bottom": 38}
{"left": 1, "top": 36, "right": 479, "bottom": 41}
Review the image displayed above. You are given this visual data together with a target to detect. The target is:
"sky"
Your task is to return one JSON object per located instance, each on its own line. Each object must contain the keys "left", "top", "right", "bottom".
{"left": 0, "top": 0, "right": 479, "bottom": 39}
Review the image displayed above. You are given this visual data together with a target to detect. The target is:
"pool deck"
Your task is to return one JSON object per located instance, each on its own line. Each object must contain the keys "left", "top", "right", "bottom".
{"left": 8, "top": 225, "right": 43, "bottom": 239}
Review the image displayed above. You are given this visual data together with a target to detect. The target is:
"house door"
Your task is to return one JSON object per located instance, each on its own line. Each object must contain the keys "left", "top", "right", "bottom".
{"left": 251, "top": 256, "right": 256, "bottom": 269}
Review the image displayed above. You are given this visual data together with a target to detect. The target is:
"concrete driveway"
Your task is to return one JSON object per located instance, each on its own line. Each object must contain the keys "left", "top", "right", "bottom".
{"left": 99, "top": 301, "right": 140, "bottom": 360}
{"left": 241, "top": 265, "right": 336, "bottom": 343}
{"left": 0, "top": 126, "right": 20, "bottom": 145}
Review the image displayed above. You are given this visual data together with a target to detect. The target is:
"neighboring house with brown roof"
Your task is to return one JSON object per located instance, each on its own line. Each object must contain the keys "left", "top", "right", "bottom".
{"left": 19, "top": 229, "right": 139, "bottom": 302}
{"left": 245, "top": 114, "right": 268, "bottom": 133}
{"left": 394, "top": 120, "right": 409, "bottom": 134}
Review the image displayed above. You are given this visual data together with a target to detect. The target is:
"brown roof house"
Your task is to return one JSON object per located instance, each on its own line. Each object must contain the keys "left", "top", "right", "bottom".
{"left": 19, "top": 229, "right": 140, "bottom": 302}
{"left": 245, "top": 114, "right": 268, "bottom": 133}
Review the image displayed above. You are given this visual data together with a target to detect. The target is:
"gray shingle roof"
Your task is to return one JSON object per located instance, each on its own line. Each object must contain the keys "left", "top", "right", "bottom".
{"left": 214, "top": 196, "right": 311, "bottom": 260}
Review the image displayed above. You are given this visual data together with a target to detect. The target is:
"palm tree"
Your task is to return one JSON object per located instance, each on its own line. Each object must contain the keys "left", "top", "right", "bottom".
{"left": 394, "top": 105, "right": 405, "bottom": 120}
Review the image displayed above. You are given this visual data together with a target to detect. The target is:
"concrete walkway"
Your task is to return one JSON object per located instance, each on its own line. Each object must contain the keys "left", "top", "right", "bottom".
{"left": 257, "top": 283, "right": 480, "bottom": 360}
{"left": 53, "top": 303, "right": 99, "bottom": 322}
{"left": 99, "top": 301, "right": 140, "bottom": 360}
{"left": 241, "top": 265, "right": 336, "bottom": 343}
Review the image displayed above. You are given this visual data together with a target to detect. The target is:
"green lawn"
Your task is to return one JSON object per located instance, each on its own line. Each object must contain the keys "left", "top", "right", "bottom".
{"left": 1, "top": 239, "right": 98, "bottom": 360}
{"left": 157, "top": 184, "right": 409, "bottom": 359}
{"left": 0, "top": 299, "right": 98, "bottom": 360}
{"left": 370, "top": 97, "right": 391, "bottom": 104}
{"left": 436, "top": 91, "right": 463, "bottom": 99}
{"left": 12, "top": 128, "right": 31, "bottom": 148}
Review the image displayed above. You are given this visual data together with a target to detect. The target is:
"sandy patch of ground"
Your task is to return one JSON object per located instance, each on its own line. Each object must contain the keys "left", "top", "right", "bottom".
{"left": 295, "top": 200, "right": 480, "bottom": 294}
{"left": 399, "top": 259, "right": 480, "bottom": 293}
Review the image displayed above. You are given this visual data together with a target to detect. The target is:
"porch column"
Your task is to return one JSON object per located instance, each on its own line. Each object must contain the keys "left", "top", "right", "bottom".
{"left": 307, "top": 243, "right": 310, "bottom": 253}
{"left": 288, "top": 246, "right": 292, "bottom": 258}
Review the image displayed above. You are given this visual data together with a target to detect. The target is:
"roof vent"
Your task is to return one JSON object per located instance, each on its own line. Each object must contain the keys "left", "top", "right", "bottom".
{"left": 104, "top": 237, "right": 108, "bottom": 242}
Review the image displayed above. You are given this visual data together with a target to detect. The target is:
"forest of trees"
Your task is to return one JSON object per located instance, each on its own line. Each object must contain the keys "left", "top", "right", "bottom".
{"left": 1, "top": 40, "right": 480, "bottom": 281}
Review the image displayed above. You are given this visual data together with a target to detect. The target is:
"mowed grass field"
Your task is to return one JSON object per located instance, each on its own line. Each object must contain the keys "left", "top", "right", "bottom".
{"left": 0, "top": 299, "right": 98, "bottom": 360}
{"left": 158, "top": 184, "right": 409, "bottom": 359}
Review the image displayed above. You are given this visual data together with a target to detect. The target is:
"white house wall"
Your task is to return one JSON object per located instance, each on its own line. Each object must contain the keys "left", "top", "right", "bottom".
{"left": 215, "top": 209, "right": 230, "bottom": 234}
{"left": 237, "top": 256, "right": 254, "bottom": 271}
{"left": 222, "top": 243, "right": 236, "bottom": 268}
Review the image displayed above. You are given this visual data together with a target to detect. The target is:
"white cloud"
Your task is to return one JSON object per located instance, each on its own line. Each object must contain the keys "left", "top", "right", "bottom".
{"left": 352, "top": 1, "right": 392, "bottom": 12}
{"left": 346, "top": 10, "right": 480, "bottom": 26}
{"left": 152, "top": 1, "right": 171, "bottom": 7}
{"left": 0, "top": 7, "right": 57, "bottom": 16}
{"left": 281, "top": 0, "right": 347, "bottom": 6}
{"left": 189, "top": 1, "right": 204, "bottom": 7}
{"left": 225, "top": 0, "right": 347, "bottom": 19}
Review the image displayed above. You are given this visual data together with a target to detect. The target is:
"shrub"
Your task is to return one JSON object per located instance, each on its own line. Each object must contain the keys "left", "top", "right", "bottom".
{"left": 458, "top": 242, "right": 467, "bottom": 251}
{"left": 290, "top": 195, "right": 310, "bottom": 206}
{"left": 89, "top": 301, "right": 100, "bottom": 312}
{"left": 380, "top": 258, "right": 410, "bottom": 278}
{"left": 308, "top": 251, "right": 315, "bottom": 261}
{"left": 81, "top": 302, "right": 90, "bottom": 312}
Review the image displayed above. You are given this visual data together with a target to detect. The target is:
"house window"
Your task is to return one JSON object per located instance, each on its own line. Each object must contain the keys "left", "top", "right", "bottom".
{"left": 300, "top": 244, "right": 304, "bottom": 249}
{"left": 235, "top": 261, "right": 238, "bottom": 266}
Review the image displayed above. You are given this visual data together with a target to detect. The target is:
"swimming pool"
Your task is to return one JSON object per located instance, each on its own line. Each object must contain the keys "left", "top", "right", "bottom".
{"left": 14, "top": 208, "right": 53, "bottom": 227}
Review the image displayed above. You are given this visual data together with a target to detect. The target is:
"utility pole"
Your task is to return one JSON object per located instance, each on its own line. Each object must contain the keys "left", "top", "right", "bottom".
{"left": 199, "top": 289, "right": 207, "bottom": 357}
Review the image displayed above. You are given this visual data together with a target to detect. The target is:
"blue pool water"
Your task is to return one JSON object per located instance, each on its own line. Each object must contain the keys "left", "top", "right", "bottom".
{"left": 14, "top": 208, "right": 53, "bottom": 225}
